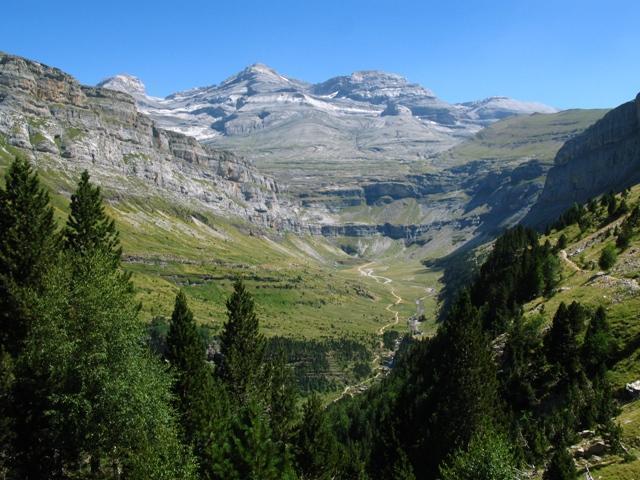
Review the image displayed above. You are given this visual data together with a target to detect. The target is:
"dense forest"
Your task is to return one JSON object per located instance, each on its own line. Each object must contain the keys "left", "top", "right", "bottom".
{"left": 0, "top": 156, "right": 629, "bottom": 478}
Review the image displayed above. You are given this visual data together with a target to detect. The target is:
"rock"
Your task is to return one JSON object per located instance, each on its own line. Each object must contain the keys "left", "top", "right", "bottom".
{"left": 0, "top": 52, "right": 293, "bottom": 229}
{"left": 526, "top": 92, "right": 640, "bottom": 227}
{"left": 625, "top": 380, "right": 640, "bottom": 398}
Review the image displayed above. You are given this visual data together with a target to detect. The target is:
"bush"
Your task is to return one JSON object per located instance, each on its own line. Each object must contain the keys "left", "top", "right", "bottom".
{"left": 598, "top": 245, "right": 617, "bottom": 271}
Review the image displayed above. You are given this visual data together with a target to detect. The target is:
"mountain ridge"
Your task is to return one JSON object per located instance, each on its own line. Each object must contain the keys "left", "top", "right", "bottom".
{"left": 97, "top": 65, "right": 557, "bottom": 179}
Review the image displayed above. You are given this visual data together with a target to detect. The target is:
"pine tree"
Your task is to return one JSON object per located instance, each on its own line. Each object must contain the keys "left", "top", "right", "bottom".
{"left": 582, "top": 307, "right": 614, "bottom": 378}
{"left": 598, "top": 244, "right": 617, "bottom": 271}
{"left": 0, "top": 156, "right": 58, "bottom": 354}
{"left": 166, "top": 290, "right": 220, "bottom": 477}
{"left": 265, "top": 349, "right": 298, "bottom": 445}
{"left": 0, "top": 348, "right": 14, "bottom": 477}
{"left": 216, "top": 400, "right": 295, "bottom": 480}
{"left": 294, "top": 394, "right": 338, "bottom": 480}
{"left": 424, "top": 291, "right": 499, "bottom": 477}
{"left": 439, "top": 429, "right": 517, "bottom": 480}
{"left": 545, "top": 302, "right": 583, "bottom": 381}
{"left": 64, "top": 170, "right": 121, "bottom": 266}
{"left": 543, "top": 447, "right": 576, "bottom": 480}
{"left": 217, "top": 280, "right": 266, "bottom": 400}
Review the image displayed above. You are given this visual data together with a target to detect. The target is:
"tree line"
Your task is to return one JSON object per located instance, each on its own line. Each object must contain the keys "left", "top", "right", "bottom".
{"left": 0, "top": 155, "right": 625, "bottom": 479}
{"left": 0, "top": 157, "right": 342, "bottom": 479}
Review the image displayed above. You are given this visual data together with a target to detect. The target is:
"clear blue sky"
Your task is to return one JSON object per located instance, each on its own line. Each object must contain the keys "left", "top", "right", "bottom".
{"left": 3, "top": 0, "right": 639, "bottom": 109}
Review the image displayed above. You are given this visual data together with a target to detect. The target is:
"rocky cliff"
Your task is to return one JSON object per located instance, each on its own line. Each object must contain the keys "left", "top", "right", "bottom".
{"left": 525, "top": 93, "right": 640, "bottom": 227}
{"left": 0, "top": 52, "right": 291, "bottom": 227}
{"left": 98, "top": 66, "right": 556, "bottom": 190}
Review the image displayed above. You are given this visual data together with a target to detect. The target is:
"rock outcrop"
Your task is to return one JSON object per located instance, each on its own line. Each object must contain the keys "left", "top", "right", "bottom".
{"left": 0, "top": 52, "right": 292, "bottom": 227}
{"left": 526, "top": 93, "right": 640, "bottom": 227}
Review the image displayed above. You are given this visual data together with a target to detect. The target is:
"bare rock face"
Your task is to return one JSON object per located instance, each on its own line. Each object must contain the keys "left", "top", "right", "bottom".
{"left": 0, "top": 52, "right": 292, "bottom": 228}
{"left": 525, "top": 93, "right": 640, "bottom": 227}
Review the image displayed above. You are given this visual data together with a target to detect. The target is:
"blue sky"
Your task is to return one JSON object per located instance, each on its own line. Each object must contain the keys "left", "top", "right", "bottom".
{"left": 2, "top": 0, "right": 639, "bottom": 109}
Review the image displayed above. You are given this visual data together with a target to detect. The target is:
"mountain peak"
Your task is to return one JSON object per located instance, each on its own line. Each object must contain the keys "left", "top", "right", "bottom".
{"left": 97, "top": 74, "right": 146, "bottom": 97}
{"left": 221, "top": 63, "right": 291, "bottom": 87}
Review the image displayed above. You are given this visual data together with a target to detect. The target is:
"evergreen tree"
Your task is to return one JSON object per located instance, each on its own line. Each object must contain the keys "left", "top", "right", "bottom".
{"left": 265, "top": 349, "right": 298, "bottom": 445}
{"left": 422, "top": 291, "right": 499, "bottom": 477}
{"left": 439, "top": 429, "right": 517, "bottom": 480}
{"left": 217, "top": 280, "right": 266, "bottom": 400}
{"left": 545, "top": 302, "right": 583, "bottom": 382}
{"left": 0, "top": 348, "right": 14, "bottom": 477}
{"left": 0, "top": 156, "right": 58, "bottom": 354}
{"left": 64, "top": 170, "right": 121, "bottom": 266}
{"left": 294, "top": 394, "right": 338, "bottom": 479}
{"left": 556, "top": 234, "right": 567, "bottom": 251}
{"left": 542, "top": 447, "right": 576, "bottom": 480}
{"left": 12, "top": 250, "right": 196, "bottom": 479}
{"left": 215, "top": 400, "right": 296, "bottom": 480}
{"left": 598, "top": 245, "right": 617, "bottom": 271}
{"left": 582, "top": 307, "right": 614, "bottom": 378}
{"left": 166, "top": 290, "right": 220, "bottom": 478}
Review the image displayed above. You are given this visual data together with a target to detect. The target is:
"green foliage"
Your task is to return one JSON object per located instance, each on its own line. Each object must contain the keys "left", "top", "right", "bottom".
{"left": 166, "top": 290, "right": 222, "bottom": 478}
{"left": 582, "top": 306, "right": 615, "bottom": 377}
{"left": 213, "top": 400, "right": 296, "bottom": 480}
{"left": 470, "top": 226, "right": 559, "bottom": 334}
{"left": 217, "top": 280, "right": 267, "bottom": 400}
{"left": 12, "top": 251, "right": 196, "bottom": 479}
{"left": 598, "top": 244, "right": 617, "bottom": 271}
{"left": 295, "top": 394, "right": 339, "bottom": 479}
{"left": 0, "top": 156, "right": 58, "bottom": 353}
{"left": 0, "top": 349, "right": 14, "bottom": 476}
{"left": 64, "top": 170, "right": 121, "bottom": 266}
{"left": 543, "top": 447, "right": 576, "bottom": 480}
{"left": 545, "top": 302, "right": 585, "bottom": 382}
{"left": 439, "top": 429, "right": 518, "bottom": 480}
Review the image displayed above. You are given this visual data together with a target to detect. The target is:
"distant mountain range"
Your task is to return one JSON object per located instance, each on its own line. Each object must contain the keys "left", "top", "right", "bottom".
{"left": 98, "top": 65, "right": 557, "bottom": 188}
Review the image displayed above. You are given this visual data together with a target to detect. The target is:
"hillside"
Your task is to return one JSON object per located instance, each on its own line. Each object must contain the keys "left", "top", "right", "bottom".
{"left": 521, "top": 187, "right": 640, "bottom": 478}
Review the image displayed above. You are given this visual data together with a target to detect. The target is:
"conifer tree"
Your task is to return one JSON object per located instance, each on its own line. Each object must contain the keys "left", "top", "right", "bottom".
{"left": 545, "top": 302, "right": 583, "bottom": 382}
{"left": 0, "top": 156, "right": 58, "bottom": 353}
{"left": 598, "top": 244, "right": 617, "bottom": 271}
{"left": 64, "top": 170, "right": 121, "bottom": 266}
{"left": 13, "top": 251, "right": 196, "bottom": 479}
{"left": 439, "top": 429, "right": 517, "bottom": 480}
{"left": 294, "top": 394, "right": 338, "bottom": 479}
{"left": 425, "top": 291, "right": 499, "bottom": 477}
{"left": 582, "top": 307, "right": 614, "bottom": 378}
{"left": 542, "top": 447, "right": 576, "bottom": 480}
{"left": 166, "top": 290, "right": 220, "bottom": 477}
{"left": 0, "top": 348, "right": 14, "bottom": 476}
{"left": 216, "top": 400, "right": 295, "bottom": 480}
{"left": 217, "top": 280, "right": 266, "bottom": 400}
{"left": 265, "top": 349, "right": 298, "bottom": 445}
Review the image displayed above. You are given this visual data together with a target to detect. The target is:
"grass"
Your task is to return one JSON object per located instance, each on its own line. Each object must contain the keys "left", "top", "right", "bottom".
{"left": 436, "top": 109, "right": 608, "bottom": 168}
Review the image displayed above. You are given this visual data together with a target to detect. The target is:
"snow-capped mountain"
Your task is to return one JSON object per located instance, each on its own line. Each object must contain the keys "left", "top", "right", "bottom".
{"left": 98, "top": 65, "right": 557, "bottom": 188}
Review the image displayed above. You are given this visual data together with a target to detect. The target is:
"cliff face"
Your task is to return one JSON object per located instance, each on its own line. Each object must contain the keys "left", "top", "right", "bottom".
{"left": 526, "top": 94, "right": 640, "bottom": 227}
{"left": 0, "top": 53, "right": 290, "bottom": 227}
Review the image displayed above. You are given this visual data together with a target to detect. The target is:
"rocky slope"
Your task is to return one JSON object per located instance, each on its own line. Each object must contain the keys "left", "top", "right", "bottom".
{"left": 525, "top": 93, "right": 640, "bottom": 227}
{"left": 0, "top": 52, "right": 293, "bottom": 228}
{"left": 0, "top": 52, "right": 607, "bottom": 263}
{"left": 98, "top": 66, "right": 557, "bottom": 189}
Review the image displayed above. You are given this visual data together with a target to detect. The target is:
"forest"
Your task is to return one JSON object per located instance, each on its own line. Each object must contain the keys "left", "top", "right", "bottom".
{"left": 0, "top": 156, "right": 629, "bottom": 479}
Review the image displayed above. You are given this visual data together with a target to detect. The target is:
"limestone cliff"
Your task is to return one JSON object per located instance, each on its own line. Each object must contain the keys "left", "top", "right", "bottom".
{"left": 0, "top": 52, "right": 292, "bottom": 228}
{"left": 526, "top": 93, "right": 640, "bottom": 227}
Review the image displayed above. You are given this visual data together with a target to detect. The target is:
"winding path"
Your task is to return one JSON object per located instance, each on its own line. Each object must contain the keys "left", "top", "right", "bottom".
{"left": 332, "top": 262, "right": 409, "bottom": 402}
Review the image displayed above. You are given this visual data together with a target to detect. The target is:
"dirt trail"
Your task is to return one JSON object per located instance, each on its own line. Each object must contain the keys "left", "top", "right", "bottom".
{"left": 559, "top": 249, "right": 640, "bottom": 292}
{"left": 332, "top": 262, "right": 425, "bottom": 403}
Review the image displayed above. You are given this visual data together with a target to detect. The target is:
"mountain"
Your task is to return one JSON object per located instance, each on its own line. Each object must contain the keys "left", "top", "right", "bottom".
{"left": 98, "top": 66, "right": 557, "bottom": 189}
{"left": 0, "top": 53, "right": 291, "bottom": 228}
{"left": 525, "top": 93, "right": 640, "bottom": 227}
